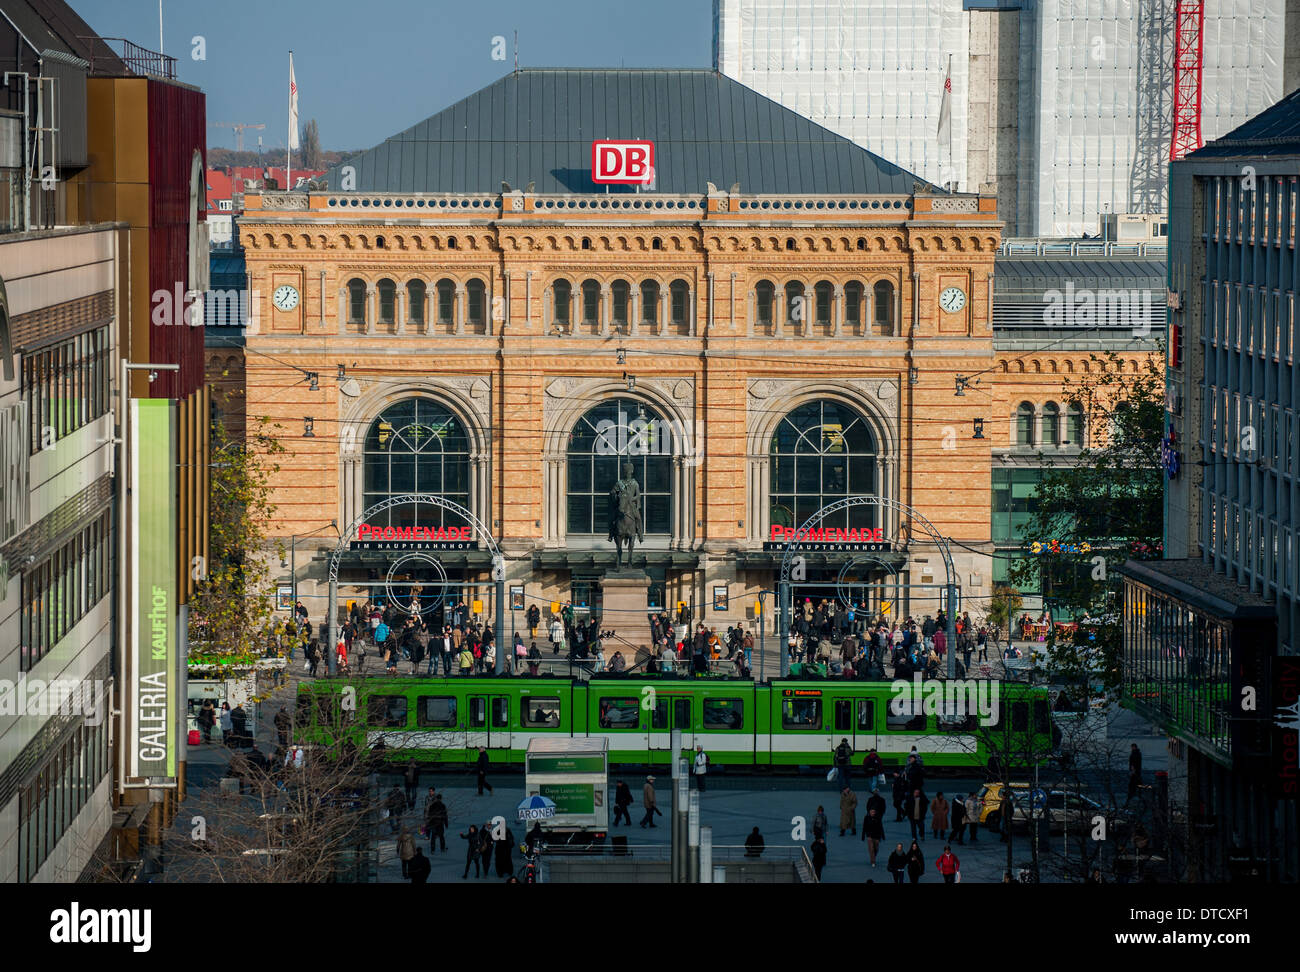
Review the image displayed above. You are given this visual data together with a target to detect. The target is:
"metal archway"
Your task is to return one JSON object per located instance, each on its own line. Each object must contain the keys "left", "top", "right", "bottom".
{"left": 327, "top": 494, "right": 506, "bottom": 674}
{"left": 777, "top": 496, "right": 960, "bottom": 678}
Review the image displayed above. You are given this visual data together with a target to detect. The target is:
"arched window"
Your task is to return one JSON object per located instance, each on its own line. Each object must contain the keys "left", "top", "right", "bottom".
{"left": 611, "top": 280, "right": 630, "bottom": 327}
{"left": 347, "top": 278, "right": 366, "bottom": 324}
{"left": 466, "top": 279, "right": 486, "bottom": 328}
{"left": 756, "top": 280, "right": 775, "bottom": 327}
{"left": 566, "top": 398, "right": 672, "bottom": 536}
{"left": 406, "top": 280, "right": 426, "bottom": 326}
{"left": 1042, "top": 402, "right": 1061, "bottom": 446}
{"left": 873, "top": 281, "right": 895, "bottom": 334}
{"left": 669, "top": 280, "right": 689, "bottom": 328}
{"left": 769, "top": 400, "right": 879, "bottom": 532}
{"left": 1015, "top": 402, "right": 1035, "bottom": 446}
{"left": 363, "top": 398, "right": 471, "bottom": 529}
{"left": 640, "top": 280, "right": 659, "bottom": 327}
{"left": 785, "top": 281, "right": 806, "bottom": 329}
{"left": 377, "top": 279, "right": 396, "bottom": 325}
{"left": 553, "top": 279, "right": 572, "bottom": 327}
{"left": 1064, "top": 403, "right": 1085, "bottom": 447}
{"left": 844, "top": 281, "right": 864, "bottom": 330}
{"left": 814, "top": 281, "right": 834, "bottom": 327}
{"left": 435, "top": 279, "right": 455, "bottom": 326}
{"left": 581, "top": 279, "right": 601, "bottom": 326}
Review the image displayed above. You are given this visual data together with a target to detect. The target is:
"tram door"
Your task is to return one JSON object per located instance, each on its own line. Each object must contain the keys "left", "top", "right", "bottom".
{"left": 832, "top": 697, "right": 878, "bottom": 756}
{"left": 467, "top": 695, "right": 511, "bottom": 750}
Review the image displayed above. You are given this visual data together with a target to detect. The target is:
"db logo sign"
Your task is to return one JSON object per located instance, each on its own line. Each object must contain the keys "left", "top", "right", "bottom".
{"left": 592, "top": 140, "right": 655, "bottom": 185}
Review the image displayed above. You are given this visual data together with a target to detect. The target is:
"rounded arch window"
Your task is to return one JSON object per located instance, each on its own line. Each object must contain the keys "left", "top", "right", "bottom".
{"left": 581, "top": 279, "right": 601, "bottom": 325}
{"left": 611, "top": 280, "right": 630, "bottom": 327}
{"left": 1042, "top": 402, "right": 1061, "bottom": 446}
{"left": 553, "top": 279, "right": 572, "bottom": 325}
{"left": 566, "top": 398, "right": 672, "bottom": 536}
{"left": 769, "top": 400, "right": 879, "bottom": 532}
{"left": 406, "top": 280, "right": 426, "bottom": 325}
{"left": 844, "top": 281, "right": 864, "bottom": 327}
{"left": 873, "top": 280, "right": 895, "bottom": 332}
{"left": 1064, "top": 403, "right": 1085, "bottom": 447}
{"left": 466, "top": 279, "right": 486, "bottom": 326}
{"left": 435, "top": 279, "right": 455, "bottom": 325}
{"left": 377, "top": 278, "right": 396, "bottom": 325}
{"left": 363, "top": 398, "right": 471, "bottom": 529}
{"left": 755, "top": 280, "right": 775, "bottom": 325}
{"left": 1015, "top": 402, "right": 1035, "bottom": 446}
{"left": 813, "top": 281, "right": 834, "bottom": 325}
{"left": 640, "top": 280, "right": 660, "bottom": 325}
{"left": 347, "top": 278, "right": 366, "bottom": 324}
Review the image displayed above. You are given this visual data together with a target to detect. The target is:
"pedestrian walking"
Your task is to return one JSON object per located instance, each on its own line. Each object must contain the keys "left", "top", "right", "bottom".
{"left": 385, "top": 785, "right": 405, "bottom": 834}
{"left": 909, "top": 788, "right": 928, "bottom": 842}
{"left": 613, "top": 780, "right": 634, "bottom": 826}
{"left": 949, "top": 793, "right": 967, "bottom": 845}
{"left": 833, "top": 737, "right": 853, "bottom": 789}
{"left": 693, "top": 745, "right": 709, "bottom": 792}
{"left": 1127, "top": 743, "right": 1142, "bottom": 802}
{"left": 936, "top": 844, "right": 960, "bottom": 884}
{"left": 811, "top": 835, "right": 827, "bottom": 880}
{"left": 476, "top": 746, "right": 493, "bottom": 795}
{"left": 930, "top": 792, "right": 950, "bottom": 839}
{"left": 397, "top": 827, "right": 416, "bottom": 878}
{"left": 839, "top": 786, "right": 858, "bottom": 837}
{"left": 863, "top": 807, "right": 885, "bottom": 867}
{"left": 812, "top": 805, "right": 828, "bottom": 840}
{"left": 408, "top": 847, "right": 431, "bottom": 883}
{"left": 460, "top": 825, "right": 481, "bottom": 878}
{"left": 964, "top": 793, "right": 980, "bottom": 843}
{"left": 478, "top": 824, "right": 494, "bottom": 879}
{"left": 892, "top": 772, "right": 908, "bottom": 821}
{"left": 404, "top": 758, "right": 419, "bottom": 810}
{"left": 640, "top": 775, "right": 662, "bottom": 827}
{"left": 494, "top": 825, "right": 515, "bottom": 878}
{"left": 887, "top": 843, "right": 907, "bottom": 884}
{"left": 426, "top": 793, "right": 449, "bottom": 852}
{"left": 906, "top": 840, "right": 925, "bottom": 883}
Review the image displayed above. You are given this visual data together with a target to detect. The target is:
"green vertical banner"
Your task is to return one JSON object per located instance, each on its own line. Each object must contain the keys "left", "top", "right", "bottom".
{"left": 130, "top": 398, "right": 178, "bottom": 780}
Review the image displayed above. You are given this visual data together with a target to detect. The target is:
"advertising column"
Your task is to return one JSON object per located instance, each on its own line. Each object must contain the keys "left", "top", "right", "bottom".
{"left": 128, "top": 398, "right": 179, "bottom": 781}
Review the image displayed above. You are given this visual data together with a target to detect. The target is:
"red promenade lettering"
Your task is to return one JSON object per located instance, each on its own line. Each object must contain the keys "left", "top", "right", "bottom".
{"left": 356, "top": 524, "right": 473, "bottom": 542}
{"left": 769, "top": 525, "right": 884, "bottom": 543}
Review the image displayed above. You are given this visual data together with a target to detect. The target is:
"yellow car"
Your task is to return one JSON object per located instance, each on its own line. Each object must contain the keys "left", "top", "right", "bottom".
{"left": 974, "top": 782, "right": 1031, "bottom": 829}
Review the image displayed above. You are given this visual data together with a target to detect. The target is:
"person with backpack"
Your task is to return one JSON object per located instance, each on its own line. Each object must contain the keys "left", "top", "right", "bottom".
{"left": 693, "top": 745, "right": 709, "bottom": 792}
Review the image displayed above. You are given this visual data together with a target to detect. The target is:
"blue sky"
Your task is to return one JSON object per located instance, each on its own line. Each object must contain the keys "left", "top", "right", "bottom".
{"left": 86, "top": 0, "right": 713, "bottom": 155}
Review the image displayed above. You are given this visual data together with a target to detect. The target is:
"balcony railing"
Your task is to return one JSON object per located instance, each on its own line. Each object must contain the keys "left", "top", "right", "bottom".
{"left": 77, "top": 37, "right": 176, "bottom": 80}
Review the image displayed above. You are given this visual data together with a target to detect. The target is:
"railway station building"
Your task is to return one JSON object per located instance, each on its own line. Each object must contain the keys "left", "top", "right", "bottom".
{"left": 223, "top": 68, "right": 1163, "bottom": 634}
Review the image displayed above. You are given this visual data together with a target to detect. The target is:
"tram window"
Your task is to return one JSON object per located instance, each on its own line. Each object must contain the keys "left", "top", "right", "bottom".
{"left": 523, "top": 698, "right": 561, "bottom": 728}
{"left": 886, "top": 702, "right": 926, "bottom": 732}
{"left": 674, "top": 699, "right": 691, "bottom": 730}
{"left": 1033, "top": 700, "right": 1050, "bottom": 734}
{"left": 703, "top": 699, "right": 744, "bottom": 730}
{"left": 469, "top": 697, "right": 487, "bottom": 728}
{"left": 834, "top": 700, "right": 852, "bottom": 733}
{"left": 857, "top": 700, "right": 875, "bottom": 731}
{"left": 782, "top": 698, "right": 822, "bottom": 730}
{"left": 416, "top": 696, "right": 457, "bottom": 728}
{"left": 599, "top": 697, "right": 641, "bottom": 729}
{"left": 491, "top": 697, "right": 510, "bottom": 729}
{"left": 938, "top": 704, "right": 977, "bottom": 732}
{"left": 652, "top": 700, "right": 670, "bottom": 730}
{"left": 1011, "top": 701, "right": 1029, "bottom": 732}
{"left": 367, "top": 695, "right": 408, "bottom": 728}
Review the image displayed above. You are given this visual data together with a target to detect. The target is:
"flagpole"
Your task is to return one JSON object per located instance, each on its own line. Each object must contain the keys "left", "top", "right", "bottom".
{"left": 287, "top": 51, "right": 292, "bottom": 192}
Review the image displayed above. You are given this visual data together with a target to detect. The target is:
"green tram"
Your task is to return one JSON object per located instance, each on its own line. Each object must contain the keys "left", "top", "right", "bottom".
{"left": 297, "top": 675, "right": 1054, "bottom": 771}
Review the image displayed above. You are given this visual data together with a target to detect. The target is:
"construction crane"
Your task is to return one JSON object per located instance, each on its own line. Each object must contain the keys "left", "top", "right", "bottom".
{"left": 1170, "top": 0, "right": 1204, "bottom": 161}
{"left": 210, "top": 121, "right": 266, "bottom": 153}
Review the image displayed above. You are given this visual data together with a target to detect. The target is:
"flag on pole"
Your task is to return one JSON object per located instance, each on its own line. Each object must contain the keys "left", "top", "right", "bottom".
{"left": 937, "top": 54, "right": 953, "bottom": 190}
{"left": 288, "top": 53, "right": 300, "bottom": 150}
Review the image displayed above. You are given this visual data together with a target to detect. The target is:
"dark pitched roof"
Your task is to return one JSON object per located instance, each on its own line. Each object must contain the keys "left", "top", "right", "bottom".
{"left": 0, "top": 0, "right": 126, "bottom": 72}
{"left": 1185, "top": 84, "right": 1300, "bottom": 159}
{"left": 994, "top": 256, "right": 1166, "bottom": 295}
{"left": 328, "top": 69, "right": 929, "bottom": 195}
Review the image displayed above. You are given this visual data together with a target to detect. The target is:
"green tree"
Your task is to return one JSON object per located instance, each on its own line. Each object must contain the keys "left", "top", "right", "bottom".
{"left": 188, "top": 415, "right": 286, "bottom": 662}
{"left": 984, "top": 584, "right": 1023, "bottom": 643}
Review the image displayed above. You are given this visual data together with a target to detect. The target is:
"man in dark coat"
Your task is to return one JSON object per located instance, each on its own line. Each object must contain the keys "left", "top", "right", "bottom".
{"left": 887, "top": 842, "right": 907, "bottom": 884}
{"left": 948, "top": 792, "right": 968, "bottom": 844}
{"left": 408, "top": 848, "right": 431, "bottom": 883}
{"left": 864, "top": 789, "right": 887, "bottom": 837}
{"left": 909, "top": 788, "right": 928, "bottom": 842}
{"left": 494, "top": 825, "right": 515, "bottom": 878}
{"left": 891, "top": 772, "right": 908, "bottom": 821}
{"left": 425, "top": 793, "right": 449, "bottom": 852}
{"left": 476, "top": 746, "right": 493, "bottom": 795}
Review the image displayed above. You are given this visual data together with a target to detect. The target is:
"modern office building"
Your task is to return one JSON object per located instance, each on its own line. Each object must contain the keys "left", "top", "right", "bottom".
{"left": 713, "top": 0, "right": 1299, "bottom": 237}
{"left": 1124, "top": 86, "right": 1299, "bottom": 882}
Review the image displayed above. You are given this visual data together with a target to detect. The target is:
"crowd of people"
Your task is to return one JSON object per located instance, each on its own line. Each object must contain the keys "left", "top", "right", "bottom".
{"left": 261, "top": 596, "right": 1012, "bottom": 684}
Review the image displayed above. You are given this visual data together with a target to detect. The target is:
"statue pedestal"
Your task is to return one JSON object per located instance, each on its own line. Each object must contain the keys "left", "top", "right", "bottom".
{"left": 600, "top": 568, "right": 653, "bottom": 667}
